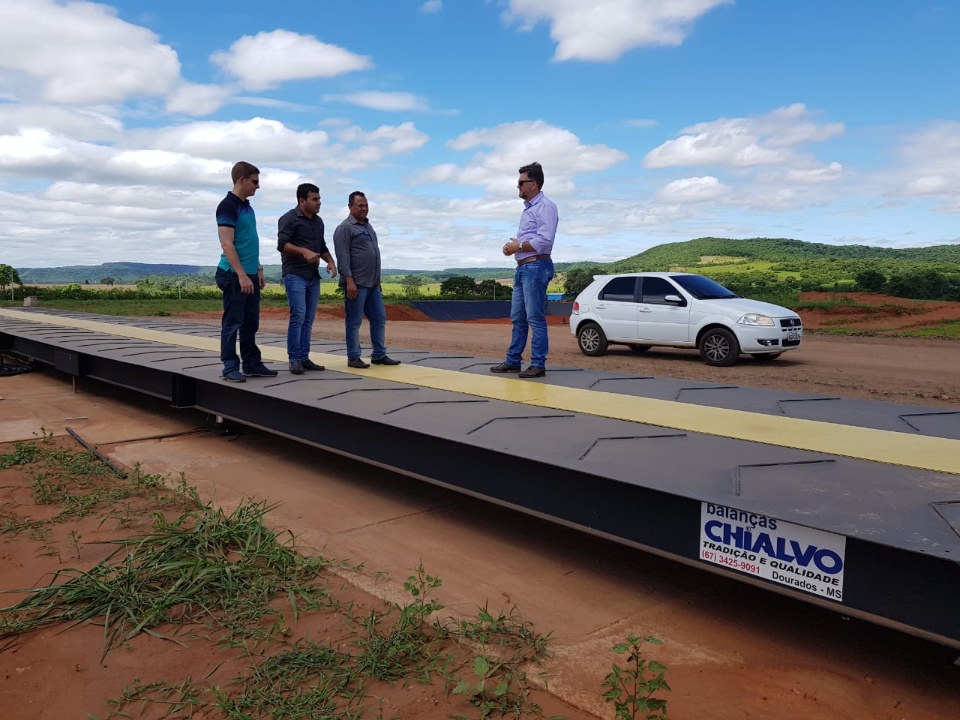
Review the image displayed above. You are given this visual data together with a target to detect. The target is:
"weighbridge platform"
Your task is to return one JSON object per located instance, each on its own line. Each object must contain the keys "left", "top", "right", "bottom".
{"left": 1, "top": 307, "right": 958, "bottom": 649}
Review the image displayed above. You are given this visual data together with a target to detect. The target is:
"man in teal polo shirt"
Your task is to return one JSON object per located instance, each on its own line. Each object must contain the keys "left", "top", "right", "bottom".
{"left": 214, "top": 161, "right": 278, "bottom": 382}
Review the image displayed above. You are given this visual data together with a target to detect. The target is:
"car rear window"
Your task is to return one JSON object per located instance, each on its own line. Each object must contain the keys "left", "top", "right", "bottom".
{"left": 598, "top": 276, "right": 637, "bottom": 302}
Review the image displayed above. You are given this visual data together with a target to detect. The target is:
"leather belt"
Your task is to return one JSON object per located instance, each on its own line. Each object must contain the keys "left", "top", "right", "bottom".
{"left": 516, "top": 253, "right": 550, "bottom": 266}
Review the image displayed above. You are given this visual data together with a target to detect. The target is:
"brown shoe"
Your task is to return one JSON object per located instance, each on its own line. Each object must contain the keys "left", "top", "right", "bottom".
{"left": 489, "top": 363, "right": 521, "bottom": 373}
{"left": 519, "top": 366, "right": 545, "bottom": 378}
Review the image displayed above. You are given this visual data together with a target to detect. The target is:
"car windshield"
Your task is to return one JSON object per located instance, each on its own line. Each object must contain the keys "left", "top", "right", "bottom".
{"left": 670, "top": 274, "right": 738, "bottom": 300}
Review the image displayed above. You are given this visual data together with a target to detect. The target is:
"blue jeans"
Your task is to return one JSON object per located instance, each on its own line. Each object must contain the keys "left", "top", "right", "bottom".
{"left": 215, "top": 267, "right": 262, "bottom": 374}
{"left": 344, "top": 284, "right": 387, "bottom": 361}
{"left": 505, "top": 258, "right": 555, "bottom": 368}
{"left": 283, "top": 273, "right": 320, "bottom": 361}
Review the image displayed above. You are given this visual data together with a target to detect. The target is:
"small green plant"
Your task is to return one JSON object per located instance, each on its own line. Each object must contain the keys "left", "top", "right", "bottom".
{"left": 402, "top": 562, "right": 444, "bottom": 631}
{"left": 0, "top": 439, "right": 42, "bottom": 469}
{"left": 601, "top": 634, "right": 670, "bottom": 720}
{"left": 452, "top": 654, "right": 540, "bottom": 720}
{"left": 354, "top": 563, "right": 446, "bottom": 680}
{"left": 450, "top": 602, "right": 550, "bottom": 665}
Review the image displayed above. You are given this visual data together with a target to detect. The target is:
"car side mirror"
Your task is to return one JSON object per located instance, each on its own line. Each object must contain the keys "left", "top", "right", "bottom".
{"left": 664, "top": 294, "right": 684, "bottom": 305}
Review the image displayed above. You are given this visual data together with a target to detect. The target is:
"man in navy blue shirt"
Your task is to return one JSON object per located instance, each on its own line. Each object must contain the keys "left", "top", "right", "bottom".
{"left": 214, "top": 161, "right": 278, "bottom": 383}
{"left": 277, "top": 183, "right": 337, "bottom": 375}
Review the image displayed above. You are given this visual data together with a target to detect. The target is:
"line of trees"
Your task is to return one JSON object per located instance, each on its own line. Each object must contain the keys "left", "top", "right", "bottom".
{"left": 561, "top": 265, "right": 960, "bottom": 303}
{"left": 855, "top": 268, "right": 960, "bottom": 301}
{"left": 438, "top": 276, "right": 504, "bottom": 299}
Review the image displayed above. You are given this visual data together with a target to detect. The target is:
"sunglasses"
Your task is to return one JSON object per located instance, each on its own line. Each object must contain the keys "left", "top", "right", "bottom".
{"left": 517, "top": 179, "right": 534, "bottom": 187}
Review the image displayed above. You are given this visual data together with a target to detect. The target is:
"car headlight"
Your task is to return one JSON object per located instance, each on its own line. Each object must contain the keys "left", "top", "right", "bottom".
{"left": 737, "top": 313, "right": 775, "bottom": 327}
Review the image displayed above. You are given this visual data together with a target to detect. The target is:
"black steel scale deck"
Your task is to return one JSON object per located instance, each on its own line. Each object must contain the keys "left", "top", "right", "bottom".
{"left": 2, "top": 307, "right": 958, "bottom": 649}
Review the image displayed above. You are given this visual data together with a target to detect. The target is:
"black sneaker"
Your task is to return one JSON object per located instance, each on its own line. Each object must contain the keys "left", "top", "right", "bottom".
{"left": 371, "top": 355, "right": 401, "bottom": 366}
{"left": 289, "top": 360, "right": 305, "bottom": 375}
{"left": 244, "top": 364, "right": 279, "bottom": 378}
{"left": 301, "top": 359, "right": 326, "bottom": 371}
{"left": 222, "top": 369, "right": 246, "bottom": 383}
{"left": 347, "top": 357, "right": 370, "bottom": 369}
{"left": 519, "top": 365, "right": 546, "bottom": 378}
{"left": 489, "top": 363, "right": 521, "bottom": 373}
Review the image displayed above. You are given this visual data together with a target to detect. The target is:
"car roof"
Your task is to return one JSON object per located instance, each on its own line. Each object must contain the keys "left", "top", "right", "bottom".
{"left": 591, "top": 271, "right": 698, "bottom": 279}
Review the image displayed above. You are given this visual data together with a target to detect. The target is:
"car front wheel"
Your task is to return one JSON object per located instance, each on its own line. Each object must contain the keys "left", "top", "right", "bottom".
{"left": 699, "top": 328, "right": 740, "bottom": 366}
{"left": 577, "top": 322, "right": 608, "bottom": 356}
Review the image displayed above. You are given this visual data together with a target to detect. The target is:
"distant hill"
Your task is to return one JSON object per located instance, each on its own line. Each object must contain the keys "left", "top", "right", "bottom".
{"left": 17, "top": 263, "right": 217, "bottom": 284}
{"left": 610, "top": 237, "right": 960, "bottom": 272}
{"left": 17, "top": 262, "right": 578, "bottom": 284}
{"left": 15, "top": 237, "right": 960, "bottom": 284}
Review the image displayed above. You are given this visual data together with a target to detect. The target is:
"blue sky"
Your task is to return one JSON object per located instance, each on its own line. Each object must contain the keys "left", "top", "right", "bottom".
{"left": 2, "top": 0, "right": 959, "bottom": 270}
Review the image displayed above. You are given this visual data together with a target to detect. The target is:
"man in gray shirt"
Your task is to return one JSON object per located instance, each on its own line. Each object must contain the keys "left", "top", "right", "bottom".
{"left": 332, "top": 191, "right": 400, "bottom": 368}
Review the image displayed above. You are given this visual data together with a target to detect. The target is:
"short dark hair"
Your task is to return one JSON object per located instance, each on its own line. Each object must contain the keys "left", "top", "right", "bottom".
{"left": 348, "top": 191, "right": 367, "bottom": 206}
{"left": 297, "top": 183, "right": 319, "bottom": 201}
{"left": 231, "top": 161, "right": 260, "bottom": 184}
{"left": 518, "top": 161, "right": 544, "bottom": 188}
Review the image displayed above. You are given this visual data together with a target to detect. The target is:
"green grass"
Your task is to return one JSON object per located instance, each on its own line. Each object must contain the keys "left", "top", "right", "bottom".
{"left": 0, "top": 497, "right": 330, "bottom": 658}
{"left": 22, "top": 280, "right": 564, "bottom": 318}
{"left": 816, "top": 321, "right": 960, "bottom": 339}
{"left": 898, "top": 320, "right": 960, "bottom": 338}
{"left": 1, "top": 433, "right": 562, "bottom": 720}
{"left": 688, "top": 260, "right": 777, "bottom": 274}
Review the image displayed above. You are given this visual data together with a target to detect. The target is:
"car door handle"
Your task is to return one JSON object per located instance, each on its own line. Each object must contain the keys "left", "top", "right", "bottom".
{"left": 638, "top": 307, "right": 652, "bottom": 313}
{"left": 595, "top": 303, "right": 606, "bottom": 309}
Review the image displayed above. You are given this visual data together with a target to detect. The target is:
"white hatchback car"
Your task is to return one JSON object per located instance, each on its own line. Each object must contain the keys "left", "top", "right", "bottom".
{"left": 570, "top": 272, "right": 803, "bottom": 366}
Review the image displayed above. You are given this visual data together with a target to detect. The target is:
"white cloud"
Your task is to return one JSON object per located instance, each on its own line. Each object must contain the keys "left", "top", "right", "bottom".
{"left": 785, "top": 162, "right": 843, "bottom": 184}
{"left": 421, "top": 0, "right": 443, "bottom": 13}
{"left": 133, "top": 118, "right": 332, "bottom": 165}
{"left": 325, "top": 92, "right": 428, "bottom": 112}
{"left": 211, "top": 30, "right": 372, "bottom": 90}
{"left": 425, "top": 120, "right": 627, "bottom": 192}
{"left": 505, "top": 0, "right": 732, "bottom": 62}
{"left": 888, "top": 121, "right": 960, "bottom": 203}
{"left": 645, "top": 104, "right": 844, "bottom": 168}
{"left": 165, "top": 83, "right": 234, "bottom": 116}
{"left": 333, "top": 122, "right": 430, "bottom": 165}
{"left": 0, "top": 110, "right": 432, "bottom": 206}
{"left": 0, "top": 105, "right": 122, "bottom": 141}
{"left": 657, "top": 175, "right": 727, "bottom": 202}
{"left": 233, "top": 97, "right": 315, "bottom": 111}
{"left": 0, "top": 0, "right": 181, "bottom": 104}
{"left": 0, "top": 128, "right": 112, "bottom": 177}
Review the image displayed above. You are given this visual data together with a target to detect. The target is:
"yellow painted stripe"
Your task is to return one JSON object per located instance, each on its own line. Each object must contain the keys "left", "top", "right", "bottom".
{"left": 3, "top": 308, "right": 959, "bottom": 475}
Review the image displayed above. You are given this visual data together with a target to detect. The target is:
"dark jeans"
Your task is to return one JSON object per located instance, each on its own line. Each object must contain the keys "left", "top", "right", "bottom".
{"left": 283, "top": 273, "right": 320, "bottom": 361}
{"left": 506, "top": 257, "right": 555, "bottom": 368}
{"left": 344, "top": 284, "right": 387, "bottom": 361}
{"left": 216, "top": 267, "right": 262, "bottom": 374}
